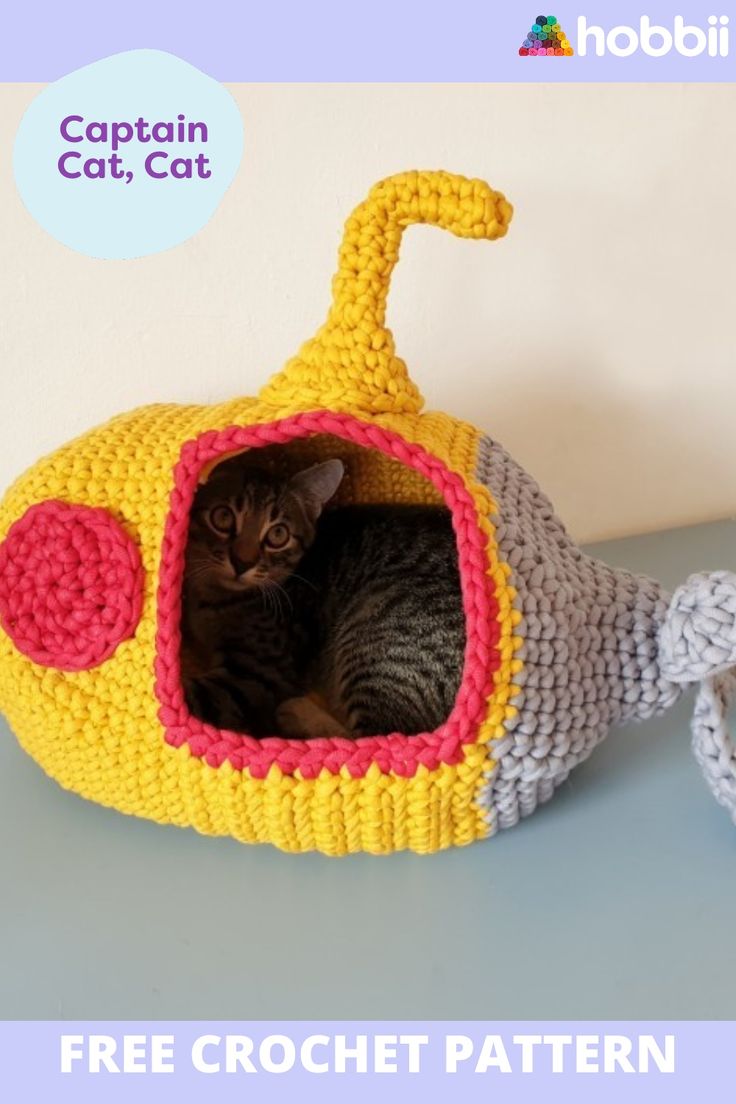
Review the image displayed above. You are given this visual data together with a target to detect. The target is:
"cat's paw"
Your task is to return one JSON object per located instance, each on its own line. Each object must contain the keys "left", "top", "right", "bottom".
{"left": 276, "top": 696, "right": 348, "bottom": 739}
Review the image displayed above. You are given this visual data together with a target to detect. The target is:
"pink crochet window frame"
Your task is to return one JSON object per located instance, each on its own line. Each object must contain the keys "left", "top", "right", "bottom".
{"left": 155, "top": 411, "right": 501, "bottom": 779}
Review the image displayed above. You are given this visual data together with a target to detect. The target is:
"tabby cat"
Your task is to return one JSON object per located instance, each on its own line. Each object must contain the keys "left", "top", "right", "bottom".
{"left": 181, "top": 454, "right": 464, "bottom": 739}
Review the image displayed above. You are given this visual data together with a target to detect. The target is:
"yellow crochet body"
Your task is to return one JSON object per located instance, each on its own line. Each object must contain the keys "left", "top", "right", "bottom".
{"left": 0, "top": 171, "right": 521, "bottom": 855}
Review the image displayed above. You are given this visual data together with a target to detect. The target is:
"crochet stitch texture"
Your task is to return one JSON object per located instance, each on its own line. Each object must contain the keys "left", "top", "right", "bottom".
{"left": 1, "top": 169, "right": 735, "bottom": 854}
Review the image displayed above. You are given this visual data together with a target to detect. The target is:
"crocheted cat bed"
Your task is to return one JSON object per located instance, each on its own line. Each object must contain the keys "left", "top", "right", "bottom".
{"left": 1, "top": 170, "right": 735, "bottom": 856}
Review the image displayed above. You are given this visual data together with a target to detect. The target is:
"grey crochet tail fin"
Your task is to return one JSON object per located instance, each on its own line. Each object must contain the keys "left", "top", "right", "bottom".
{"left": 659, "top": 571, "right": 736, "bottom": 823}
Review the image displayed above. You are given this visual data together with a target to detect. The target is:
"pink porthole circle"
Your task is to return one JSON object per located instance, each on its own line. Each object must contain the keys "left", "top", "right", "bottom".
{"left": 0, "top": 500, "right": 144, "bottom": 672}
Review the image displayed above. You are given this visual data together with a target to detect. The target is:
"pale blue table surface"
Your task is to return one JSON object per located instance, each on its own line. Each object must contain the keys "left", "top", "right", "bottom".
{"left": 2, "top": 520, "right": 736, "bottom": 1020}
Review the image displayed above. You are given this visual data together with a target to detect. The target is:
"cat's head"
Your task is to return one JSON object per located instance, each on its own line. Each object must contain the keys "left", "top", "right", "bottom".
{"left": 185, "top": 457, "right": 344, "bottom": 593}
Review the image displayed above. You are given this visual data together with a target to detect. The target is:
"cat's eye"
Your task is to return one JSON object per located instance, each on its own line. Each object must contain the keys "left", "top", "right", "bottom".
{"left": 265, "top": 523, "right": 290, "bottom": 549}
{"left": 209, "top": 505, "right": 235, "bottom": 534}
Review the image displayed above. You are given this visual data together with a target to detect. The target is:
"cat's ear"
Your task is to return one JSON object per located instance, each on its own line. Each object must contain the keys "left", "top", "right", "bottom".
{"left": 290, "top": 460, "right": 344, "bottom": 518}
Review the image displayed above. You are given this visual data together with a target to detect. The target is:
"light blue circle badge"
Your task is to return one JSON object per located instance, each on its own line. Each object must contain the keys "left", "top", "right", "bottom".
{"left": 13, "top": 49, "right": 244, "bottom": 259}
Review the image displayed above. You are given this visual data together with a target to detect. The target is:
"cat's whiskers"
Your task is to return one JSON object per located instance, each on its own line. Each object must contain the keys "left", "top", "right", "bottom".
{"left": 260, "top": 580, "right": 282, "bottom": 620}
{"left": 184, "top": 562, "right": 217, "bottom": 582}
{"left": 270, "top": 580, "right": 293, "bottom": 614}
{"left": 252, "top": 578, "right": 291, "bottom": 621}
{"left": 256, "top": 581, "right": 273, "bottom": 617}
{"left": 262, "top": 580, "right": 284, "bottom": 620}
{"left": 268, "top": 588, "right": 280, "bottom": 619}
{"left": 289, "top": 572, "right": 317, "bottom": 593}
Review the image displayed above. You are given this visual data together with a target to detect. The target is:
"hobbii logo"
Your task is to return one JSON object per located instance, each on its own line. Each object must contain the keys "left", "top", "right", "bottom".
{"left": 578, "top": 14, "right": 730, "bottom": 57}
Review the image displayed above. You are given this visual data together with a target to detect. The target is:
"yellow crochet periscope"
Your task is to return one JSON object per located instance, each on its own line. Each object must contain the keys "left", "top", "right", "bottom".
{"left": 0, "top": 171, "right": 521, "bottom": 856}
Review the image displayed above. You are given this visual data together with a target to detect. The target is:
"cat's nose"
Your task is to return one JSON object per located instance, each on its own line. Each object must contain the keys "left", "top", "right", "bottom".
{"left": 229, "top": 551, "right": 255, "bottom": 577}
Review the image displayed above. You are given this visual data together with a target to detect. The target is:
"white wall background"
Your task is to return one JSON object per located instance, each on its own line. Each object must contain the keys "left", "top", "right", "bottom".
{"left": 1, "top": 82, "right": 735, "bottom": 542}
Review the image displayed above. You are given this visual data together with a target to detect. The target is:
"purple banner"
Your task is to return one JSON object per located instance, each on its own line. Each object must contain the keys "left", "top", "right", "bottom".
{"left": 1, "top": 0, "right": 735, "bottom": 81}
{"left": 0, "top": 1022, "right": 731, "bottom": 1101}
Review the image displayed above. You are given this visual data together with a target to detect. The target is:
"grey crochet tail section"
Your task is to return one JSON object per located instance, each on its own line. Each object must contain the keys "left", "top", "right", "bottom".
{"left": 475, "top": 435, "right": 682, "bottom": 833}
{"left": 476, "top": 435, "right": 736, "bottom": 832}
{"left": 659, "top": 571, "right": 736, "bottom": 824}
